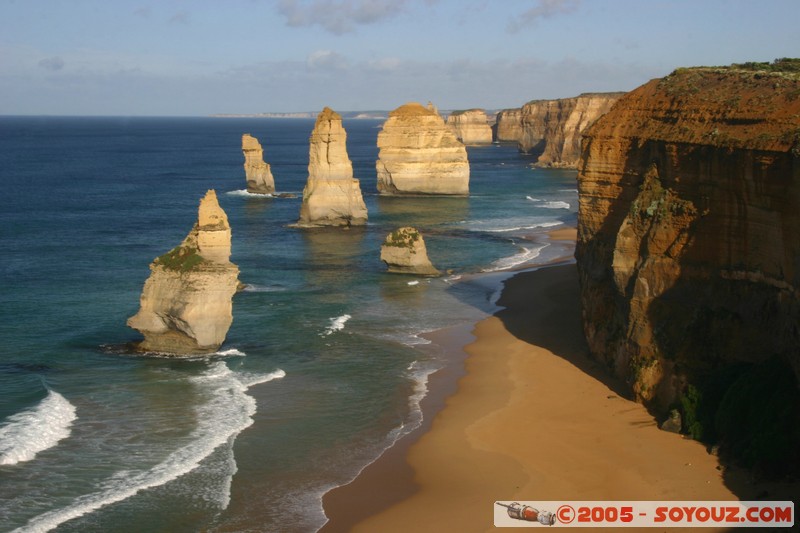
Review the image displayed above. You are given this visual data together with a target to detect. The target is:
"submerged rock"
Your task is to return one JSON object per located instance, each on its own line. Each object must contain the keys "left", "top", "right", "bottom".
{"left": 380, "top": 227, "right": 440, "bottom": 276}
{"left": 242, "top": 134, "right": 275, "bottom": 194}
{"left": 297, "top": 107, "right": 368, "bottom": 227}
{"left": 127, "top": 190, "right": 240, "bottom": 355}
{"left": 376, "top": 102, "right": 470, "bottom": 195}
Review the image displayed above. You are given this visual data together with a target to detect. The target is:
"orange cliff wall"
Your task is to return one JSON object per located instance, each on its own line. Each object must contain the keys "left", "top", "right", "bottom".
{"left": 576, "top": 66, "right": 800, "bottom": 409}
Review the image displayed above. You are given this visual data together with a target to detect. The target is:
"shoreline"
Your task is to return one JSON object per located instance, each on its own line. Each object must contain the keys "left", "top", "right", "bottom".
{"left": 319, "top": 227, "right": 579, "bottom": 532}
{"left": 320, "top": 227, "right": 743, "bottom": 532}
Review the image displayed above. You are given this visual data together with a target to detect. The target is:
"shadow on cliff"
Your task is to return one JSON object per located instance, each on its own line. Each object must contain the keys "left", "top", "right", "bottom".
{"left": 491, "top": 263, "right": 632, "bottom": 401}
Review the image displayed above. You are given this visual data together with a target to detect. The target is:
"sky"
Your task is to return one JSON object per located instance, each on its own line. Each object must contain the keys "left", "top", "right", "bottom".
{"left": 1, "top": 0, "right": 798, "bottom": 116}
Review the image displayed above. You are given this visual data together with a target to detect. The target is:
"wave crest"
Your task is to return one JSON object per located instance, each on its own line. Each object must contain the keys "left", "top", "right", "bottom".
{"left": 0, "top": 390, "right": 77, "bottom": 466}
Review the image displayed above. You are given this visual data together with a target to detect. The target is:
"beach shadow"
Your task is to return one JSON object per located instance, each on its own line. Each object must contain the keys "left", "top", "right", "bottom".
{"left": 493, "top": 264, "right": 632, "bottom": 401}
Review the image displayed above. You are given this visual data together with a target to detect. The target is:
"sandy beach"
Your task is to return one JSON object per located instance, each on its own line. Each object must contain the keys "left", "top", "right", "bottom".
{"left": 322, "top": 235, "right": 748, "bottom": 532}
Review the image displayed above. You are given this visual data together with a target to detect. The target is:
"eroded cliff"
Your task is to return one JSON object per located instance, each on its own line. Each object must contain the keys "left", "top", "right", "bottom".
{"left": 127, "top": 190, "right": 240, "bottom": 354}
{"left": 495, "top": 108, "right": 524, "bottom": 142}
{"left": 576, "top": 62, "right": 800, "bottom": 418}
{"left": 520, "top": 93, "right": 623, "bottom": 167}
{"left": 297, "top": 107, "right": 368, "bottom": 227}
{"left": 446, "top": 109, "right": 493, "bottom": 144}
{"left": 376, "top": 102, "right": 470, "bottom": 195}
{"left": 380, "top": 227, "right": 440, "bottom": 276}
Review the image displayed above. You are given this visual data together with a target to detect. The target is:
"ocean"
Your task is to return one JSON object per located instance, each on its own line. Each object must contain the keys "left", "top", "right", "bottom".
{"left": 0, "top": 116, "right": 577, "bottom": 532}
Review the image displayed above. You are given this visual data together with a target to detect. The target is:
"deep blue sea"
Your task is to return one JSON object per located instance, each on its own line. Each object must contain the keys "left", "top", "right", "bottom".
{"left": 0, "top": 116, "right": 577, "bottom": 532}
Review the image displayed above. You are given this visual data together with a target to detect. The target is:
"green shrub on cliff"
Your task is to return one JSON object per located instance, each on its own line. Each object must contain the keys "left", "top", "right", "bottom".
{"left": 680, "top": 358, "right": 800, "bottom": 476}
{"left": 155, "top": 245, "right": 205, "bottom": 272}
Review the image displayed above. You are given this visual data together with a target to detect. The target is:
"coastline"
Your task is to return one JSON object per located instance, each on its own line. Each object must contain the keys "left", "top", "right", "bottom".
{"left": 320, "top": 228, "right": 739, "bottom": 532}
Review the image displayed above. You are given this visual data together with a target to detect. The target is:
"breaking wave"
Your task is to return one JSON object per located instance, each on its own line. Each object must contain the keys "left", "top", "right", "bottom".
{"left": 322, "top": 314, "right": 351, "bottom": 336}
{"left": 0, "top": 390, "right": 77, "bottom": 466}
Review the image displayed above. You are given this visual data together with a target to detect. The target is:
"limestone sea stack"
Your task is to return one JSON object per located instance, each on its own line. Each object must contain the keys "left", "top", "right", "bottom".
{"left": 376, "top": 102, "right": 470, "bottom": 195}
{"left": 297, "top": 107, "right": 368, "bottom": 227}
{"left": 242, "top": 134, "right": 275, "bottom": 194}
{"left": 446, "top": 109, "right": 493, "bottom": 144}
{"left": 495, "top": 108, "right": 524, "bottom": 142}
{"left": 380, "top": 227, "right": 440, "bottom": 276}
{"left": 576, "top": 61, "right": 800, "bottom": 409}
{"left": 127, "top": 190, "right": 240, "bottom": 355}
{"left": 518, "top": 92, "right": 623, "bottom": 167}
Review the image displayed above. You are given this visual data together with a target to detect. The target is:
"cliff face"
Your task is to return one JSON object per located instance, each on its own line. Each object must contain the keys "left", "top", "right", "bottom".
{"left": 495, "top": 108, "right": 523, "bottom": 142}
{"left": 446, "top": 109, "right": 493, "bottom": 144}
{"left": 127, "top": 190, "right": 240, "bottom": 354}
{"left": 297, "top": 107, "right": 368, "bottom": 227}
{"left": 519, "top": 93, "right": 623, "bottom": 167}
{"left": 242, "top": 134, "right": 275, "bottom": 194}
{"left": 380, "top": 227, "right": 440, "bottom": 276}
{"left": 376, "top": 103, "right": 470, "bottom": 195}
{"left": 576, "top": 65, "right": 800, "bottom": 409}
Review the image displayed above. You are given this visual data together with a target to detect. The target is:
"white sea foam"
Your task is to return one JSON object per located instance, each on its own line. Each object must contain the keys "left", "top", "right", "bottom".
{"left": 0, "top": 390, "right": 77, "bottom": 466}
{"left": 526, "top": 196, "right": 570, "bottom": 209}
{"left": 226, "top": 189, "right": 273, "bottom": 198}
{"left": 387, "top": 361, "right": 439, "bottom": 444}
{"left": 482, "top": 244, "right": 547, "bottom": 272}
{"left": 541, "top": 201, "right": 570, "bottom": 209}
{"left": 242, "top": 284, "right": 288, "bottom": 293}
{"left": 484, "top": 221, "right": 563, "bottom": 233}
{"left": 407, "top": 281, "right": 419, "bottom": 286}
{"left": 214, "top": 348, "right": 246, "bottom": 357}
{"left": 321, "top": 314, "right": 351, "bottom": 336}
{"left": 14, "top": 363, "right": 284, "bottom": 533}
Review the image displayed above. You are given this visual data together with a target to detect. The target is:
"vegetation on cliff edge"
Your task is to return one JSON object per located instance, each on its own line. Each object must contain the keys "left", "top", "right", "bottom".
{"left": 155, "top": 245, "right": 206, "bottom": 272}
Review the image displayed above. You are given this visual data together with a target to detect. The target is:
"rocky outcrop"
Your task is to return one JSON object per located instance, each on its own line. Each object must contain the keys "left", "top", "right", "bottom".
{"left": 446, "top": 109, "right": 493, "bottom": 144}
{"left": 495, "top": 108, "right": 524, "bottom": 142}
{"left": 519, "top": 93, "right": 623, "bottom": 167}
{"left": 242, "top": 134, "right": 275, "bottom": 194}
{"left": 376, "top": 102, "right": 470, "bottom": 195}
{"left": 576, "top": 63, "right": 800, "bottom": 410}
{"left": 297, "top": 107, "right": 368, "bottom": 227}
{"left": 380, "top": 227, "right": 440, "bottom": 276}
{"left": 127, "top": 190, "right": 240, "bottom": 355}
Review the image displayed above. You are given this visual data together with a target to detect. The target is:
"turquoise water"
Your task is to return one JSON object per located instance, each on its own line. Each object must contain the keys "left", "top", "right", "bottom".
{"left": 0, "top": 116, "right": 577, "bottom": 532}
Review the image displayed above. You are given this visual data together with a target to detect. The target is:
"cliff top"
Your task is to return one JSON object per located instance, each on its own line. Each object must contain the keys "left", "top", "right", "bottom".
{"left": 449, "top": 108, "right": 486, "bottom": 116}
{"left": 587, "top": 59, "right": 800, "bottom": 153}
{"left": 524, "top": 92, "right": 625, "bottom": 106}
{"left": 389, "top": 102, "right": 438, "bottom": 118}
{"left": 241, "top": 134, "right": 262, "bottom": 151}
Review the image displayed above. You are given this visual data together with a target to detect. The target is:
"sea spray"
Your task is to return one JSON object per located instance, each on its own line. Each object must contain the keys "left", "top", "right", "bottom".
{"left": 0, "top": 389, "right": 77, "bottom": 466}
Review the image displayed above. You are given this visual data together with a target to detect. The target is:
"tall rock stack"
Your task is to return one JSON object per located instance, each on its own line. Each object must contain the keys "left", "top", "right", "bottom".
{"left": 446, "top": 109, "right": 493, "bottom": 144}
{"left": 376, "top": 102, "right": 470, "bottom": 195}
{"left": 576, "top": 63, "right": 800, "bottom": 409}
{"left": 297, "top": 107, "right": 368, "bottom": 227}
{"left": 495, "top": 108, "right": 524, "bottom": 142}
{"left": 242, "top": 134, "right": 275, "bottom": 194}
{"left": 127, "top": 190, "right": 240, "bottom": 355}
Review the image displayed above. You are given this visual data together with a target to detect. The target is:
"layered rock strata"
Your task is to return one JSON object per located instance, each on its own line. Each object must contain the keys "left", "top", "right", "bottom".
{"left": 297, "top": 107, "right": 368, "bottom": 227}
{"left": 446, "top": 109, "right": 493, "bottom": 144}
{"left": 380, "top": 227, "right": 440, "bottom": 276}
{"left": 376, "top": 102, "right": 470, "bottom": 195}
{"left": 495, "top": 108, "right": 524, "bottom": 142}
{"left": 242, "top": 134, "right": 275, "bottom": 194}
{"left": 519, "top": 93, "right": 623, "bottom": 167}
{"left": 576, "top": 64, "right": 800, "bottom": 409}
{"left": 127, "top": 190, "right": 240, "bottom": 354}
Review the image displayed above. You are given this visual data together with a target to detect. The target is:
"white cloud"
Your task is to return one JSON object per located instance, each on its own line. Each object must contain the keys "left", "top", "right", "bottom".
{"left": 277, "top": 0, "right": 409, "bottom": 34}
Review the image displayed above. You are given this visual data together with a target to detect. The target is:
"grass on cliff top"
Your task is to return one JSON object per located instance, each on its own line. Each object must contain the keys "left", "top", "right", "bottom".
{"left": 670, "top": 58, "right": 800, "bottom": 79}
{"left": 384, "top": 228, "right": 421, "bottom": 248}
{"left": 155, "top": 245, "right": 206, "bottom": 272}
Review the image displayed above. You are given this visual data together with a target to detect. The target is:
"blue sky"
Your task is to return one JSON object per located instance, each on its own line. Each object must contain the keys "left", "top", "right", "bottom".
{"left": 1, "top": 0, "right": 798, "bottom": 115}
